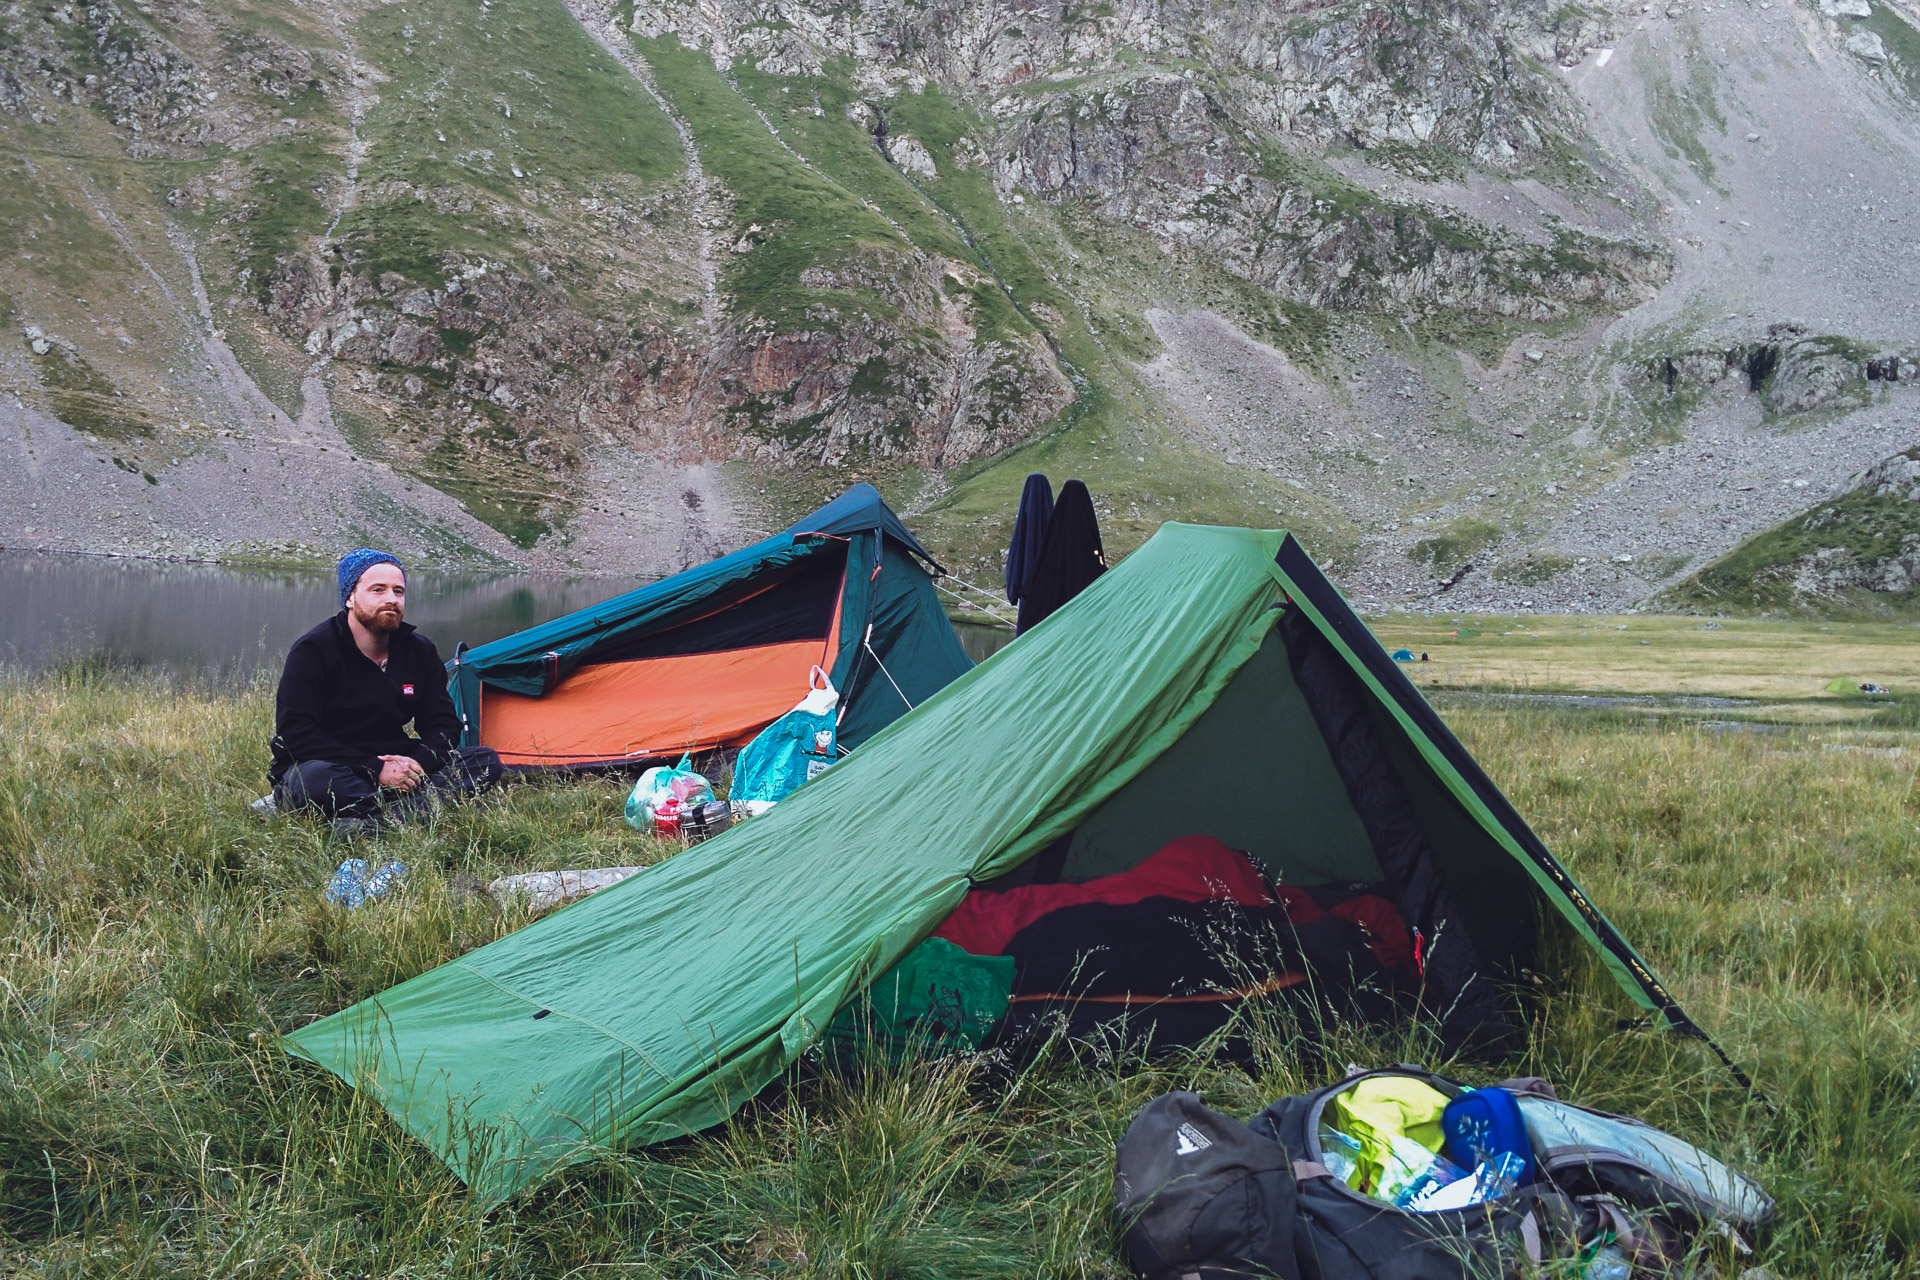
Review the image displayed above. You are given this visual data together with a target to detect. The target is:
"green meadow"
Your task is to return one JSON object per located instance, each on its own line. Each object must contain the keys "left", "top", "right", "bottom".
{"left": 2, "top": 615, "right": 1917, "bottom": 1276}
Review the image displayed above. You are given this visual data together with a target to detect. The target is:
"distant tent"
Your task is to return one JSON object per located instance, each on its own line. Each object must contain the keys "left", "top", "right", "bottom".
{"left": 1391, "top": 649, "right": 1415, "bottom": 662}
{"left": 446, "top": 485, "right": 972, "bottom": 767}
{"left": 290, "top": 523, "right": 1708, "bottom": 1207}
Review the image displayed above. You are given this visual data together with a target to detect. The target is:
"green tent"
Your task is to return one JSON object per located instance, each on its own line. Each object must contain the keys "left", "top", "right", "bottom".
{"left": 287, "top": 524, "right": 1702, "bottom": 1207}
{"left": 444, "top": 484, "right": 972, "bottom": 768}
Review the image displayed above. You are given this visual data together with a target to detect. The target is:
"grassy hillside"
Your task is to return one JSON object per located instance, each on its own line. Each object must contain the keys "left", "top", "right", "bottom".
{"left": 1664, "top": 451, "right": 1920, "bottom": 618}
{"left": 3, "top": 643, "right": 1918, "bottom": 1275}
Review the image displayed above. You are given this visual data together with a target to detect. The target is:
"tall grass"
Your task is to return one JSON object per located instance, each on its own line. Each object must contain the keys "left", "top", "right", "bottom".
{"left": 1, "top": 667, "right": 1916, "bottom": 1276}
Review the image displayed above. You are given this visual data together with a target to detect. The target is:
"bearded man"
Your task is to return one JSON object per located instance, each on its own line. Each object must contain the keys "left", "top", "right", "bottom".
{"left": 268, "top": 549, "right": 502, "bottom": 831}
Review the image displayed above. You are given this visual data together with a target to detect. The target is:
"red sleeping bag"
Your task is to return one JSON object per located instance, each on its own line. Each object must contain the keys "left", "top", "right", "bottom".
{"left": 935, "top": 834, "right": 1417, "bottom": 982}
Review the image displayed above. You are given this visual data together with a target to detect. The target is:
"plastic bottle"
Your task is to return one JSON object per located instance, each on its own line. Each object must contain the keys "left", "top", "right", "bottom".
{"left": 1317, "top": 1125, "right": 1364, "bottom": 1188}
{"left": 1583, "top": 1245, "right": 1631, "bottom": 1280}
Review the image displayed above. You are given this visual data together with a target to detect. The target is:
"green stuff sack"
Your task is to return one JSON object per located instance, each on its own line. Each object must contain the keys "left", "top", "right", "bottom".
{"left": 824, "top": 938, "right": 1013, "bottom": 1061}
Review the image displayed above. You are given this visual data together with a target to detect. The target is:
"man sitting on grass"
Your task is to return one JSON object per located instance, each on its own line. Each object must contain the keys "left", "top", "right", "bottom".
{"left": 268, "top": 549, "right": 502, "bottom": 833}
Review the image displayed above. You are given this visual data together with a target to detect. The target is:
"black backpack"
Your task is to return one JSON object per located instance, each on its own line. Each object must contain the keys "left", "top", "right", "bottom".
{"left": 1116, "top": 1068, "right": 1769, "bottom": 1280}
{"left": 1113, "top": 1092, "right": 1301, "bottom": 1280}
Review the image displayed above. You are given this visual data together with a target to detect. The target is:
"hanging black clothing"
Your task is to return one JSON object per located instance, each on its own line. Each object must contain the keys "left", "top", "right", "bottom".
{"left": 1015, "top": 479, "right": 1105, "bottom": 633}
{"left": 1004, "top": 473, "right": 1055, "bottom": 605}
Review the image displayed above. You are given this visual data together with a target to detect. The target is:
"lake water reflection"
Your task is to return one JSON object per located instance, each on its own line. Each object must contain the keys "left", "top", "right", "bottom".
{"left": 0, "top": 551, "right": 657, "bottom": 679}
{"left": 1, "top": 550, "right": 1016, "bottom": 678}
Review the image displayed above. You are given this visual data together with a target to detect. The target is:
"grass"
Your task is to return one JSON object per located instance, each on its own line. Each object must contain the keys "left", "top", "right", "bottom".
{"left": 32, "top": 345, "right": 154, "bottom": 442}
{"left": 1861, "top": 2, "right": 1920, "bottom": 100}
{"left": 3, "top": 620, "right": 1920, "bottom": 1275}
{"left": 635, "top": 36, "right": 910, "bottom": 331}
{"left": 1411, "top": 517, "right": 1503, "bottom": 577}
{"left": 1370, "top": 610, "right": 1920, "bottom": 703}
{"left": 331, "top": 0, "right": 684, "bottom": 293}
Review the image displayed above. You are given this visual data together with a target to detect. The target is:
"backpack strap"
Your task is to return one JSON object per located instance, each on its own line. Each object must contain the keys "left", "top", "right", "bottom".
{"left": 1292, "top": 1160, "right": 1334, "bottom": 1181}
{"left": 1580, "top": 1194, "right": 1645, "bottom": 1259}
{"left": 1517, "top": 1212, "right": 1543, "bottom": 1264}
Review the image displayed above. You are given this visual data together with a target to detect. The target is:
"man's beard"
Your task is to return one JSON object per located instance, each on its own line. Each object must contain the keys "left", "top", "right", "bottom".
{"left": 352, "top": 601, "right": 404, "bottom": 633}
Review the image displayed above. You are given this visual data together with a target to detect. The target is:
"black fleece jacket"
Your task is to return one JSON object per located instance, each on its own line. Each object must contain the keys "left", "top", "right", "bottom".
{"left": 269, "top": 611, "right": 462, "bottom": 784}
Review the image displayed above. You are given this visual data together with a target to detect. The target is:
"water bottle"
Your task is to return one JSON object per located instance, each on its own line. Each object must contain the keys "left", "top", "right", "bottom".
{"left": 1317, "top": 1124, "right": 1364, "bottom": 1188}
{"left": 1583, "top": 1244, "right": 1631, "bottom": 1280}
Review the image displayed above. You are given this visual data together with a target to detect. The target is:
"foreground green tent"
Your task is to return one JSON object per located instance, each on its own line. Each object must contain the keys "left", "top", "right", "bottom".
{"left": 287, "top": 524, "right": 1702, "bottom": 1207}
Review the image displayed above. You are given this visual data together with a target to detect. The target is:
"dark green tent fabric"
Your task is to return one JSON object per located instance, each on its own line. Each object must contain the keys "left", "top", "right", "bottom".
{"left": 444, "top": 484, "right": 970, "bottom": 755}
{"left": 286, "top": 523, "right": 1696, "bottom": 1207}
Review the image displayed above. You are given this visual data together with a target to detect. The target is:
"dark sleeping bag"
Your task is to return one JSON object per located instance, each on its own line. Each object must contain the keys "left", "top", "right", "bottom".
{"left": 989, "top": 887, "right": 1411, "bottom": 1054}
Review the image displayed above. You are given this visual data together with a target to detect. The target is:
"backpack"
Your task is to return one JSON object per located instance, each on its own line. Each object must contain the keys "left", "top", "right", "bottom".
{"left": 1113, "top": 1092, "right": 1301, "bottom": 1280}
{"left": 1116, "top": 1068, "right": 1771, "bottom": 1280}
{"left": 1246, "top": 1067, "right": 1584, "bottom": 1280}
{"left": 1507, "top": 1079, "right": 1774, "bottom": 1254}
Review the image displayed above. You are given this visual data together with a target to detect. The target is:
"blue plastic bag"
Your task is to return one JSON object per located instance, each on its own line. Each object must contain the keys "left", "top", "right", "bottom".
{"left": 732, "top": 670, "right": 839, "bottom": 809}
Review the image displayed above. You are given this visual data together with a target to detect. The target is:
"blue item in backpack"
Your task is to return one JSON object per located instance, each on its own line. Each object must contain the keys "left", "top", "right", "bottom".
{"left": 1441, "top": 1087, "right": 1534, "bottom": 1187}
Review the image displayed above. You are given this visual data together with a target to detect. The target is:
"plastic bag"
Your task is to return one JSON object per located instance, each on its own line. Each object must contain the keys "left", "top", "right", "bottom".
{"left": 731, "top": 668, "right": 840, "bottom": 808}
{"left": 625, "top": 753, "right": 715, "bottom": 834}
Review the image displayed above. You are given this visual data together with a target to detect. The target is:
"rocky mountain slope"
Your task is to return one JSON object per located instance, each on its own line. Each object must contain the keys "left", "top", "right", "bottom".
{"left": 2, "top": 0, "right": 1917, "bottom": 609}
{"left": 1666, "top": 446, "right": 1920, "bottom": 615}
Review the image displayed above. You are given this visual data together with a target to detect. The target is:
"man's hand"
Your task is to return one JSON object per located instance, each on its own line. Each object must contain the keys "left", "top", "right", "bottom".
{"left": 378, "top": 754, "right": 427, "bottom": 791}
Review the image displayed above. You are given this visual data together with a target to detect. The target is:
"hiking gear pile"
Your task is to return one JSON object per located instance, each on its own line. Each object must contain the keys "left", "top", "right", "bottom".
{"left": 624, "top": 755, "right": 715, "bottom": 835}
{"left": 1115, "top": 1067, "right": 1773, "bottom": 1280}
{"left": 731, "top": 669, "right": 840, "bottom": 807}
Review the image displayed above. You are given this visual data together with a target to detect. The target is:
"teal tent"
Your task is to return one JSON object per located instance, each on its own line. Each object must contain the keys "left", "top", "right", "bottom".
{"left": 289, "top": 523, "right": 1704, "bottom": 1207}
{"left": 446, "top": 484, "right": 971, "bottom": 767}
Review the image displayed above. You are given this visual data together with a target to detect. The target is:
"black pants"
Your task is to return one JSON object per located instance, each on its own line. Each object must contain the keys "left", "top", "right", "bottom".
{"left": 277, "top": 746, "right": 504, "bottom": 824}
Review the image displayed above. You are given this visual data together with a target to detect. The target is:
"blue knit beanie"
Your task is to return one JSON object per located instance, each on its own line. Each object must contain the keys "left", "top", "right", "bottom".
{"left": 337, "top": 548, "right": 405, "bottom": 608}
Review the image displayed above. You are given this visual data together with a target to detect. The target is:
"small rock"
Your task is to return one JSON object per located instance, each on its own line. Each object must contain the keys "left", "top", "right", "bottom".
{"left": 1745, "top": 131, "right": 1761, "bottom": 141}
{"left": 1739, "top": 1269, "right": 1781, "bottom": 1280}
{"left": 1846, "top": 29, "right": 1887, "bottom": 58}
{"left": 29, "top": 337, "right": 51, "bottom": 355}
{"left": 1666, "top": 5, "right": 1684, "bottom": 16}
{"left": 1524, "top": 348, "right": 1545, "bottom": 362}
{"left": 1820, "top": 0, "right": 1871, "bottom": 15}
{"left": 886, "top": 134, "right": 938, "bottom": 178}
{"left": 1614, "top": 552, "right": 1635, "bottom": 563}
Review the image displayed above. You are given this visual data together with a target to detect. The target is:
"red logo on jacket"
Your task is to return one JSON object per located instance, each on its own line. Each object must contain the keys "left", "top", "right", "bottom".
{"left": 402, "top": 684, "right": 416, "bottom": 696}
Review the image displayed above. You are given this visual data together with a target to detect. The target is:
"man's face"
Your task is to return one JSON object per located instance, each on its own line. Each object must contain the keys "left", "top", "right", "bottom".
{"left": 348, "top": 563, "right": 407, "bottom": 633}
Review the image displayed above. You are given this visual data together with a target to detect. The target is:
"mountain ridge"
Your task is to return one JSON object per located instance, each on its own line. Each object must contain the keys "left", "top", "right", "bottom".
{"left": 2, "top": 0, "right": 1916, "bottom": 610}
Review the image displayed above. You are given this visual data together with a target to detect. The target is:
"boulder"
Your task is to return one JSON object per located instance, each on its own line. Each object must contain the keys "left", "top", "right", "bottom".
{"left": 385, "top": 322, "right": 441, "bottom": 366}
{"left": 887, "top": 134, "right": 938, "bottom": 177}
{"left": 1846, "top": 29, "right": 1887, "bottom": 59}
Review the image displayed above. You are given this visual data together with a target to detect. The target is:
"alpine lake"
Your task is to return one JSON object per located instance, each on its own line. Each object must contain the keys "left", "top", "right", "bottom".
{"left": 0, "top": 549, "right": 1015, "bottom": 679}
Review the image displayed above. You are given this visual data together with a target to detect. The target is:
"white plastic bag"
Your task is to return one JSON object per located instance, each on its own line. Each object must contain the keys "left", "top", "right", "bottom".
{"left": 624, "top": 753, "right": 715, "bottom": 834}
